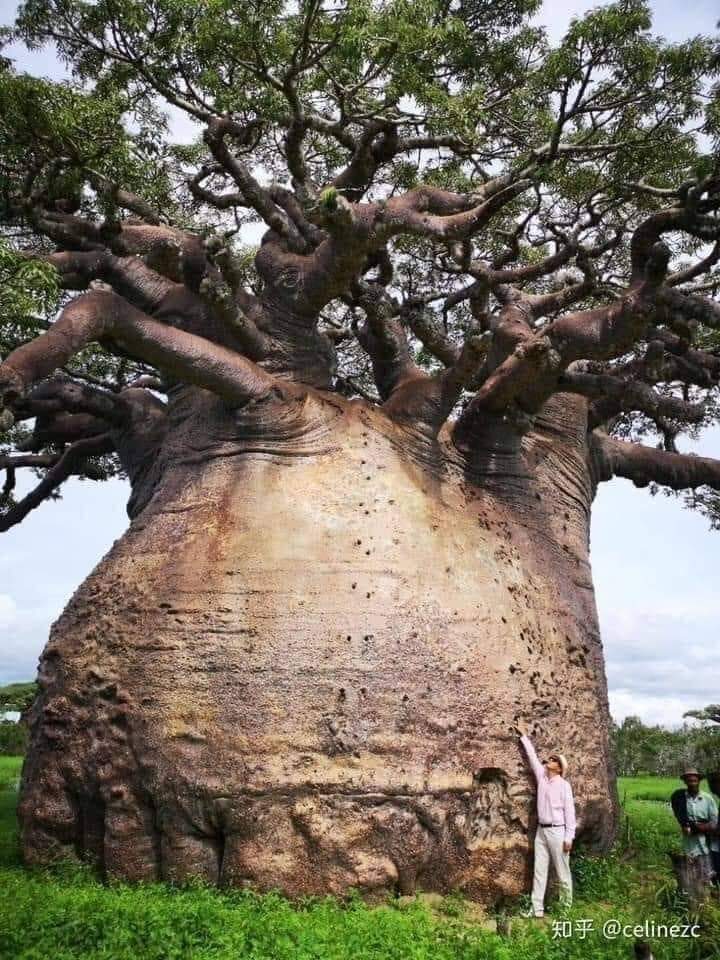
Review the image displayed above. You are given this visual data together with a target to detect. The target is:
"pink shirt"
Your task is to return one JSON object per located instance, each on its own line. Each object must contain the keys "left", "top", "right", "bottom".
{"left": 521, "top": 734, "right": 576, "bottom": 842}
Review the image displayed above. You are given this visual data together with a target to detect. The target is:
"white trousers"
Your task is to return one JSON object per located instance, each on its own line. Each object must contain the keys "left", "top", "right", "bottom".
{"left": 531, "top": 825, "right": 573, "bottom": 916}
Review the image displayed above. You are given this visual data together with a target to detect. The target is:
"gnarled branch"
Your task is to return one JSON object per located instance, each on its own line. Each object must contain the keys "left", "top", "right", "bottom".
{"left": 0, "top": 432, "right": 115, "bottom": 533}
{"left": 0, "top": 290, "right": 279, "bottom": 410}
{"left": 591, "top": 431, "right": 720, "bottom": 491}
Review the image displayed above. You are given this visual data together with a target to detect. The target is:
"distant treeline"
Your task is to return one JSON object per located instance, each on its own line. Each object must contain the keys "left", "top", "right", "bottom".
{"left": 612, "top": 715, "right": 720, "bottom": 778}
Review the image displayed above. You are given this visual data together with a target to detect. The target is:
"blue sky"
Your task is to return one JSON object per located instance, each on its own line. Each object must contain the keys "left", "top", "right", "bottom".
{"left": 1, "top": 1, "right": 719, "bottom": 727}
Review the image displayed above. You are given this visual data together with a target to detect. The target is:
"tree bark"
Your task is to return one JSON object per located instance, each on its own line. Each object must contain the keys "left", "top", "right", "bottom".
{"left": 19, "top": 385, "right": 617, "bottom": 904}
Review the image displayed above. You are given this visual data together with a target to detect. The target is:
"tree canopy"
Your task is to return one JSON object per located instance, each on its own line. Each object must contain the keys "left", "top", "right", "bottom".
{"left": 1, "top": 0, "right": 720, "bottom": 528}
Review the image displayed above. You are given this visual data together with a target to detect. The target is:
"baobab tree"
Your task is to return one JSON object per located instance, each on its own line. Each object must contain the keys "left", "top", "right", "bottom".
{"left": 1, "top": 0, "right": 719, "bottom": 902}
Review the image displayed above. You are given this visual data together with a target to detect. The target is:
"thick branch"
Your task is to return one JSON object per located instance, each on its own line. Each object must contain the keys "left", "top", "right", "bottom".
{"left": 404, "top": 303, "right": 460, "bottom": 367}
{"left": 0, "top": 453, "right": 57, "bottom": 470}
{"left": 376, "top": 179, "right": 531, "bottom": 243}
{"left": 631, "top": 208, "right": 720, "bottom": 279}
{"left": 21, "top": 412, "right": 110, "bottom": 449}
{"left": 454, "top": 248, "right": 671, "bottom": 441}
{"left": 657, "top": 287, "right": 720, "bottom": 331}
{"left": 87, "top": 171, "right": 163, "bottom": 225}
{"left": 591, "top": 432, "right": 720, "bottom": 491}
{"left": 0, "top": 291, "right": 278, "bottom": 410}
{"left": 331, "top": 122, "right": 399, "bottom": 201}
{"left": 667, "top": 241, "right": 720, "bottom": 287}
{"left": 19, "top": 378, "right": 132, "bottom": 426}
{"left": 559, "top": 369, "right": 706, "bottom": 424}
{"left": 46, "top": 250, "right": 178, "bottom": 313}
{"left": 351, "top": 285, "right": 423, "bottom": 400}
{"left": 30, "top": 209, "right": 209, "bottom": 289}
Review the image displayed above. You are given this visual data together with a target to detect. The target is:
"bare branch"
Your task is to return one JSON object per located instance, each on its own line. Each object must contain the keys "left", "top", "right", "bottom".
{"left": 0, "top": 433, "right": 115, "bottom": 533}
{"left": 590, "top": 431, "right": 720, "bottom": 491}
{"left": 351, "top": 283, "right": 423, "bottom": 400}
{"left": 0, "top": 290, "right": 279, "bottom": 410}
{"left": 559, "top": 369, "right": 707, "bottom": 424}
{"left": 204, "top": 118, "right": 304, "bottom": 248}
{"left": 46, "top": 250, "right": 178, "bottom": 313}
{"left": 376, "top": 179, "right": 532, "bottom": 243}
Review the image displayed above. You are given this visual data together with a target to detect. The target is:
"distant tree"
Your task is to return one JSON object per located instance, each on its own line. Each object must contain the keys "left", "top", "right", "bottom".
{"left": 684, "top": 704, "right": 720, "bottom": 725}
{"left": 0, "top": 681, "right": 37, "bottom": 713}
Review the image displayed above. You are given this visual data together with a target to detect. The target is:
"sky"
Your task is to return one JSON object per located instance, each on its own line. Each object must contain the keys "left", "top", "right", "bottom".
{"left": 1, "top": 0, "right": 719, "bottom": 728}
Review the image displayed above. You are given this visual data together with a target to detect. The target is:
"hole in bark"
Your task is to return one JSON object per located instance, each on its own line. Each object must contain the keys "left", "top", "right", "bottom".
{"left": 473, "top": 767, "right": 507, "bottom": 785}
{"left": 75, "top": 793, "right": 107, "bottom": 873}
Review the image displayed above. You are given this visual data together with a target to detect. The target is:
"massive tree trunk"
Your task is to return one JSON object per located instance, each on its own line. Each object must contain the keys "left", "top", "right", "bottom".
{"left": 18, "top": 384, "right": 617, "bottom": 904}
{"left": 4, "top": 1, "right": 720, "bottom": 908}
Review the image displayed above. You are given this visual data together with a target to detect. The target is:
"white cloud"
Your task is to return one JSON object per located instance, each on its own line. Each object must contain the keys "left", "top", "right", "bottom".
{"left": 601, "top": 602, "right": 719, "bottom": 725}
{"left": 609, "top": 689, "right": 701, "bottom": 727}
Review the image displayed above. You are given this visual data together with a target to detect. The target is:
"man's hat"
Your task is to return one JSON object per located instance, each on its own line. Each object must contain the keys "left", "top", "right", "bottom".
{"left": 680, "top": 767, "right": 702, "bottom": 781}
{"left": 553, "top": 753, "right": 569, "bottom": 778}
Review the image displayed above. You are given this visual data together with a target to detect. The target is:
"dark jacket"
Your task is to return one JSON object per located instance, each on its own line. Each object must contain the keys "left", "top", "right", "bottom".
{"left": 671, "top": 788, "right": 690, "bottom": 829}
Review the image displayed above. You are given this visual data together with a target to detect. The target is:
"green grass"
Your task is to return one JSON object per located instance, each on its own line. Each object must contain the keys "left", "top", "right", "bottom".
{"left": 0, "top": 755, "right": 22, "bottom": 870}
{"left": 617, "top": 776, "right": 684, "bottom": 872}
{"left": 0, "top": 760, "right": 718, "bottom": 959}
{"left": 619, "top": 775, "right": 680, "bottom": 802}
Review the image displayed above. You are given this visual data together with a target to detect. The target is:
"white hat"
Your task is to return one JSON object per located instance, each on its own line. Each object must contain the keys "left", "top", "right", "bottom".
{"left": 552, "top": 752, "right": 569, "bottom": 778}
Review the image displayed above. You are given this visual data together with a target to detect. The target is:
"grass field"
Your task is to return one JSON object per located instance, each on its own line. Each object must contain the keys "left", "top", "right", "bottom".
{"left": 1, "top": 759, "right": 718, "bottom": 959}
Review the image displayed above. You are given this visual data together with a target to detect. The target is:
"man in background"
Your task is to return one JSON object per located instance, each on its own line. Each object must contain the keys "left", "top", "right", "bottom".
{"left": 516, "top": 721, "right": 576, "bottom": 918}
{"left": 671, "top": 768, "right": 718, "bottom": 884}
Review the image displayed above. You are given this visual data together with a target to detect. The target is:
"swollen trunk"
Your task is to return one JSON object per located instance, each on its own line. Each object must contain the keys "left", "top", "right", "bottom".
{"left": 19, "top": 387, "right": 617, "bottom": 903}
